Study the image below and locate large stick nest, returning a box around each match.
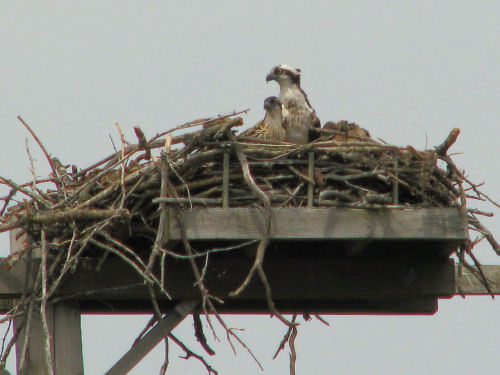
[0,112,499,372]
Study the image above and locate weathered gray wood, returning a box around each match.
[15,308,47,375]
[14,302,83,375]
[166,208,468,241]
[455,265,500,294]
[0,257,455,314]
[105,300,198,375]
[10,231,83,375]
[53,302,83,375]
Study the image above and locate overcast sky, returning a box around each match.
[1,1,499,374]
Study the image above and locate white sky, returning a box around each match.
[1,1,499,374]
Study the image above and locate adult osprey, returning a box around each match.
[266,64,321,144]
[241,96,286,141]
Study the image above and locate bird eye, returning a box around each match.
[274,67,282,74]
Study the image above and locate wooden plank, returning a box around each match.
[105,300,198,375]
[78,298,439,314]
[15,308,46,375]
[0,257,455,314]
[10,228,83,375]
[167,208,468,241]
[14,302,83,375]
[455,265,500,295]
[53,302,83,375]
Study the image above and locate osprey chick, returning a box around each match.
[322,120,371,141]
[266,64,320,144]
[241,96,286,141]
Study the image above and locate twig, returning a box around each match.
[148,108,250,144]
[169,333,218,375]
[467,250,494,298]
[228,207,270,297]
[289,317,298,375]
[314,314,330,326]
[40,230,55,375]
[0,176,51,209]
[193,313,216,355]
[17,116,62,192]
[115,122,128,208]
[148,135,172,270]
[89,238,172,299]
[273,314,298,375]
[133,125,151,160]
[178,213,263,370]
[435,128,460,156]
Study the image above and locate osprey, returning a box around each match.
[322,120,371,141]
[241,96,286,141]
[266,64,321,144]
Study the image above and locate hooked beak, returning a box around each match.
[266,72,276,83]
[263,101,271,111]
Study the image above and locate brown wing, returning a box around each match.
[240,119,285,141]
[308,113,321,141]
[322,121,371,141]
[241,119,264,137]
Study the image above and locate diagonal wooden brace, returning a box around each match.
[104,299,199,375]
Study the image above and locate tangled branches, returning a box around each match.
[0,113,499,373]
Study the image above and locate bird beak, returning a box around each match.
[263,101,271,111]
[266,72,276,83]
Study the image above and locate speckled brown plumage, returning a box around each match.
[240,96,286,141]
[322,120,372,141]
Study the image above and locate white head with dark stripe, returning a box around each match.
[266,64,302,87]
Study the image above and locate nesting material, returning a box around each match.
[0,113,499,370]
[1,117,497,256]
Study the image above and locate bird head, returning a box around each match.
[266,64,301,86]
[263,96,282,112]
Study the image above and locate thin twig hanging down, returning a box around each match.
[273,314,299,375]
[177,212,264,371]
[40,230,55,375]
[148,135,172,270]
[169,333,217,375]
[193,313,215,355]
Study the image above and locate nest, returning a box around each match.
[1,112,499,372]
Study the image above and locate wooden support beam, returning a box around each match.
[166,208,467,241]
[14,302,83,375]
[0,257,455,314]
[455,265,500,295]
[104,300,198,375]
[10,230,84,375]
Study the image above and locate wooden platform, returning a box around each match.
[2,206,497,375]
[168,207,467,241]
[3,207,472,314]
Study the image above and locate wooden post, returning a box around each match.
[10,231,84,375]
[14,302,83,375]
